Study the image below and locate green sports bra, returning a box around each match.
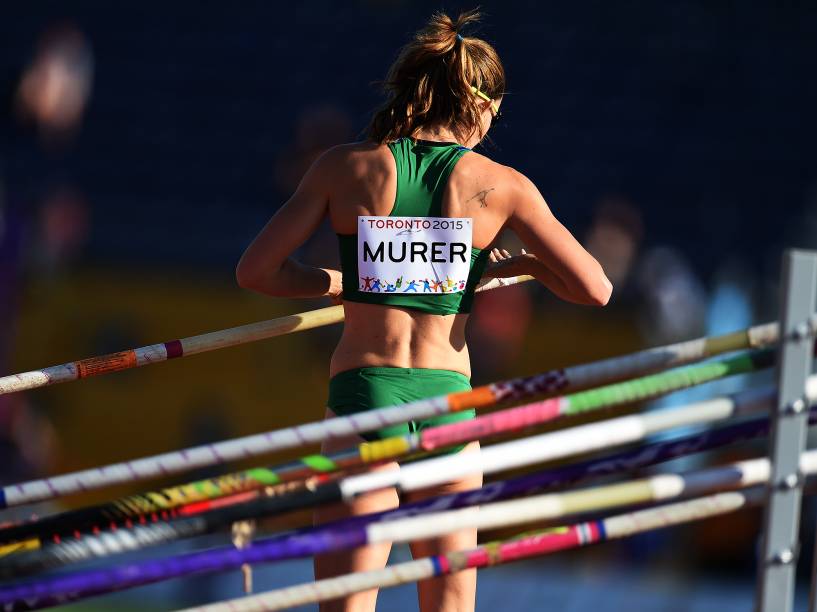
[337,138,490,315]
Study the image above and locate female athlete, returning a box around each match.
[237,9,612,612]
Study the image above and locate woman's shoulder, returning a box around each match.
[320,140,391,161]
[452,152,541,212]
[314,140,393,175]
[457,149,525,185]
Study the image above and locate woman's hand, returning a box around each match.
[324,268,344,305]
[485,248,536,279]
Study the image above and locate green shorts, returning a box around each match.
[327,367,477,454]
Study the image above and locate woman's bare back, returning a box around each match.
[325,141,516,377]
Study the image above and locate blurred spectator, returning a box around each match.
[467,231,533,379]
[468,283,532,379]
[5,395,58,481]
[14,23,93,148]
[31,184,90,276]
[585,195,644,294]
[707,258,754,339]
[274,103,354,197]
[644,257,756,443]
[635,246,707,344]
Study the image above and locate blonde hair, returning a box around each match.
[367,9,505,144]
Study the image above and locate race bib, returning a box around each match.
[357,216,472,294]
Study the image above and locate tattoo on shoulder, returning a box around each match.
[466,188,495,208]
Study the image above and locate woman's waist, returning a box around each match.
[332,303,470,375]
[330,334,470,378]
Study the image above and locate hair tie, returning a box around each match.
[456,33,464,42]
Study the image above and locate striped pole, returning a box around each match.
[4,408,807,576]
[181,491,757,612]
[0,348,773,532]
[4,446,814,611]
[0,276,532,396]
[0,345,777,511]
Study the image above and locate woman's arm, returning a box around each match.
[506,170,612,306]
[236,149,343,300]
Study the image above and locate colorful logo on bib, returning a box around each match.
[359,276,467,293]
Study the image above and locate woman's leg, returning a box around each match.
[403,441,482,612]
[313,408,400,612]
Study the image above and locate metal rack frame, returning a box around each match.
[756,249,817,612]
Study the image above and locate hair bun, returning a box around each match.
[366,9,505,144]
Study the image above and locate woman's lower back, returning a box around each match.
[329,302,471,378]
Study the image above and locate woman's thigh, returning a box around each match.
[403,441,482,612]
[312,408,400,612]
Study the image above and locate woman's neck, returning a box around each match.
[413,125,483,149]
[413,125,461,145]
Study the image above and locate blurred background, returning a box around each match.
[1,1,816,609]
